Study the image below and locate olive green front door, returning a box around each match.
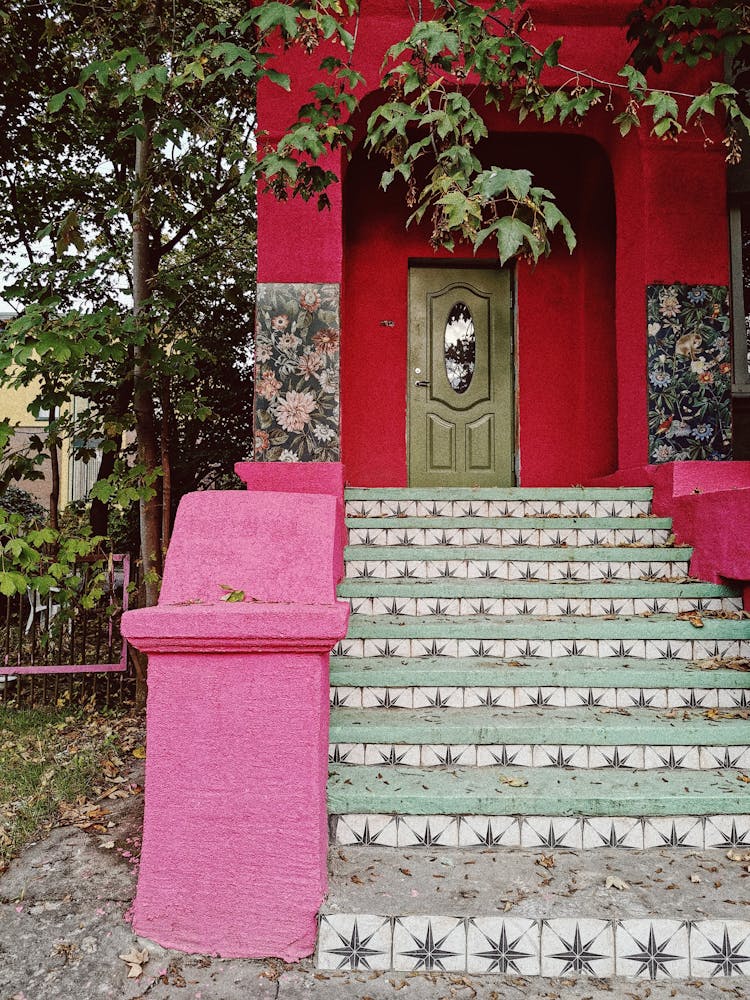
[408,266,514,487]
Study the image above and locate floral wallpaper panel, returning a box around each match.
[254,283,340,462]
[647,284,732,463]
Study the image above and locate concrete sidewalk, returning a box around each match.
[0,787,746,999]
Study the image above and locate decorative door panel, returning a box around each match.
[408,267,513,486]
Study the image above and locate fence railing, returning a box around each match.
[0,553,135,709]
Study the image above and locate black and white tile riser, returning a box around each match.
[331,685,750,709]
[345,500,653,518]
[348,595,743,615]
[331,814,750,850]
[345,559,690,581]
[332,638,750,659]
[347,526,673,546]
[318,914,750,979]
[329,742,750,769]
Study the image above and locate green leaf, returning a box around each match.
[219,583,245,602]
[264,68,291,90]
[494,216,531,265]
[0,571,26,596]
[478,167,532,201]
[47,90,68,114]
[254,2,300,37]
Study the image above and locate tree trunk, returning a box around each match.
[133,124,162,607]
[90,375,133,537]
[160,375,173,554]
[48,411,60,531]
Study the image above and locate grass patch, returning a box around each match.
[0,706,143,872]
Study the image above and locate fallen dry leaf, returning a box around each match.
[536,854,555,869]
[605,875,629,891]
[695,656,750,672]
[499,774,528,787]
[119,947,149,979]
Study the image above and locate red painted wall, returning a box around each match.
[256,0,732,485]
[342,132,617,485]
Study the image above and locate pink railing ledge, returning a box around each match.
[121,487,349,960]
[0,553,131,677]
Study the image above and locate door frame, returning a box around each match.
[406,259,518,487]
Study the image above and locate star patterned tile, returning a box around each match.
[328,742,365,765]
[361,687,412,708]
[467,917,540,975]
[643,745,700,770]
[615,920,689,980]
[333,814,398,847]
[318,914,392,971]
[581,817,643,850]
[476,744,533,767]
[589,745,645,769]
[363,744,420,766]
[463,686,515,708]
[540,919,614,978]
[392,916,466,973]
[421,744,477,767]
[704,816,750,849]
[458,815,521,847]
[643,816,704,849]
[397,815,460,847]
[531,744,589,768]
[521,816,581,849]
[691,921,750,978]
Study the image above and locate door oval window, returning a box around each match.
[444,302,475,394]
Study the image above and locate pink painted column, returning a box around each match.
[122,490,349,959]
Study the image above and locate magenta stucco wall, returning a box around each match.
[591,462,750,601]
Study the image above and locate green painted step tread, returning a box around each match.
[345,613,750,639]
[338,580,739,598]
[329,705,750,746]
[345,545,691,561]
[345,488,654,500]
[346,516,672,529]
[329,655,750,690]
[327,765,748,817]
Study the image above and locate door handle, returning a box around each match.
[414,380,431,387]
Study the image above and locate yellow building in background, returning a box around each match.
[0,314,101,510]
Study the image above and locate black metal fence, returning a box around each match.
[0,554,136,709]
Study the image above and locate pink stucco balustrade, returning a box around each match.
[121,489,349,960]
[591,462,750,608]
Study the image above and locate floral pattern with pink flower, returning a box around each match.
[277,331,301,352]
[256,368,281,401]
[254,430,270,454]
[312,326,339,355]
[298,351,324,378]
[300,289,321,312]
[253,283,340,460]
[273,390,317,432]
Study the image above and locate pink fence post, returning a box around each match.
[121,489,349,959]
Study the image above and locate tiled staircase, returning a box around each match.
[318,487,750,983]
